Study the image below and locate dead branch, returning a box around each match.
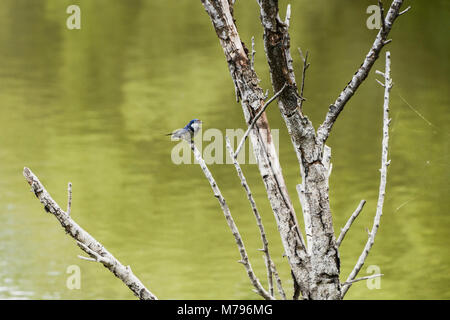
[341,51,393,298]
[189,141,274,300]
[259,0,343,300]
[341,274,384,286]
[225,137,286,299]
[67,182,72,216]
[317,0,405,145]
[23,167,157,300]
[234,83,288,158]
[336,200,366,247]
[201,0,310,298]
[398,6,411,16]
[298,47,310,109]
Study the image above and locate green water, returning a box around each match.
[0,0,448,299]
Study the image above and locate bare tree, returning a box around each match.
[22,1,407,300]
[198,0,405,299]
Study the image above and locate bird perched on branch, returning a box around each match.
[166,119,202,142]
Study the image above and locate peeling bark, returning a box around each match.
[202,0,405,300]
[259,0,340,299]
[201,0,311,297]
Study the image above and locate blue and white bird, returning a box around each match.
[166,119,202,141]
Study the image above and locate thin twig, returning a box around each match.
[336,200,366,247]
[398,5,411,15]
[270,261,286,300]
[23,167,157,300]
[77,241,110,265]
[67,182,72,216]
[189,141,274,300]
[341,51,392,298]
[251,36,256,70]
[261,255,274,297]
[235,83,288,157]
[376,79,385,87]
[297,48,310,110]
[341,274,384,286]
[77,255,97,262]
[285,4,291,27]
[225,137,286,299]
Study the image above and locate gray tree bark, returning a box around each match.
[23,168,157,300]
[201,0,406,299]
[200,0,311,299]
[258,0,341,299]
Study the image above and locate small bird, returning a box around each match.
[166,119,202,141]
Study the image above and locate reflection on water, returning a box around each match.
[0,0,448,299]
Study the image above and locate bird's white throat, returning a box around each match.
[191,122,201,133]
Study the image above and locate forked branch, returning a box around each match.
[317,0,405,145]
[200,1,309,297]
[234,83,288,157]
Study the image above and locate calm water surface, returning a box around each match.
[0,0,448,299]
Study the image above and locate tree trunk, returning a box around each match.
[259,0,341,299]
[200,0,312,298]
